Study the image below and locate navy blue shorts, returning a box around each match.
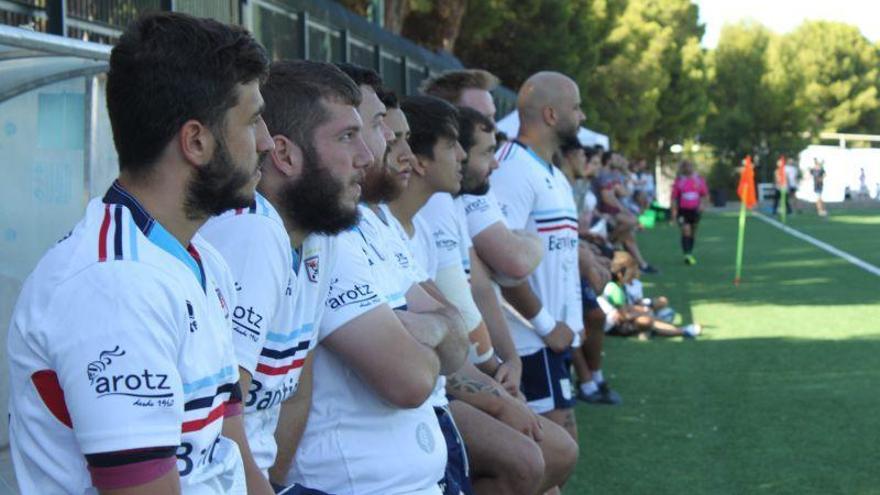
[273,483,332,495]
[677,208,701,225]
[520,347,575,414]
[581,282,601,311]
[435,405,474,495]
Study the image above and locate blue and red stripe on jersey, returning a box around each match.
[181,367,240,433]
[253,324,314,376]
[533,209,578,234]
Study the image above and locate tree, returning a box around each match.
[401,0,468,52]
[456,0,607,90]
[586,0,708,157]
[770,21,880,135]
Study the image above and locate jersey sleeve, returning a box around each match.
[699,177,709,197]
[491,161,536,229]
[461,191,506,238]
[410,215,440,279]
[417,196,466,273]
[199,215,291,376]
[319,230,387,339]
[48,263,184,455]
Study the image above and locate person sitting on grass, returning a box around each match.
[599,252,702,339]
[624,276,676,324]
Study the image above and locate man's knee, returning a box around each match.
[537,415,579,485]
[504,437,545,489]
[634,315,653,329]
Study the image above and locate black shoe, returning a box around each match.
[640,264,660,274]
[577,382,622,405]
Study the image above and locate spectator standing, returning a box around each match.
[810,158,828,216]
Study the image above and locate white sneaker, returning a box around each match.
[682,323,702,338]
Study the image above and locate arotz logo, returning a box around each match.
[326,278,379,310]
[88,346,172,399]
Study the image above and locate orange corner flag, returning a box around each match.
[737,156,757,209]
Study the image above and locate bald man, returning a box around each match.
[492,72,586,447]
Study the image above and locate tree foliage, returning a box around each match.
[332,0,880,183]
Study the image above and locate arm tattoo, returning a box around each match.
[447,374,502,397]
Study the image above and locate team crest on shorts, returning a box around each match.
[304,256,319,283]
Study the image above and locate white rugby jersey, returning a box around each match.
[362,204,430,285]
[8,181,245,494]
[199,194,328,471]
[460,189,507,238]
[417,193,473,276]
[491,140,584,355]
[384,206,439,279]
[288,220,445,495]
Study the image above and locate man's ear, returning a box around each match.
[542,106,557,127]
[270,135,304,178]
[412,155,430,177]
[179,119,215,168]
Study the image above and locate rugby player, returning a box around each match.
[493,72,585,445]
[199,60,372,494]
[8,12,272,494]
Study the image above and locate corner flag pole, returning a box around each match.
[734,200,747,286]
[735,155,757,286]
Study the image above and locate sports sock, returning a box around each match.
[683,236,694,254]
[580,380,599,395]
[592,369,605,385]
[680,235,688,253]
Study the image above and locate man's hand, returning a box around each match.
[494,393,544,442]
[542,321,574,353]
[493,358,522,396]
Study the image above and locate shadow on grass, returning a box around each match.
[568,334,880,495]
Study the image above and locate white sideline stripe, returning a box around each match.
[754,212,880,277]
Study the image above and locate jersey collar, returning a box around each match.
[103,180,206,291]
[513,139,554,174]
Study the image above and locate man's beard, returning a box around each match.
[459,161,490,196]
[361,160,404,203]
[555,120,579,146]
[185,136,258,220]
[278,143,360,235]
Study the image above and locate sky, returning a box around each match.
[697,0,880,48]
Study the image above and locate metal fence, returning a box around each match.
[0,0,517,113]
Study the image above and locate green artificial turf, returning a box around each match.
[566,210,880,495]
[776,208,880,268]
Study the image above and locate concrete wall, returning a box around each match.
[0,74,116,447]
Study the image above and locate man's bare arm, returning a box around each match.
[472,222,543,282]
[222,405,274,495]
[268,353,314,487]
[323,305,440,408]
[469,252,522,392]
[98,468,180,495]
[501,282,573,353]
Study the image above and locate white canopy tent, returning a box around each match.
[797,145,880,202]
[495,110,611,150]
